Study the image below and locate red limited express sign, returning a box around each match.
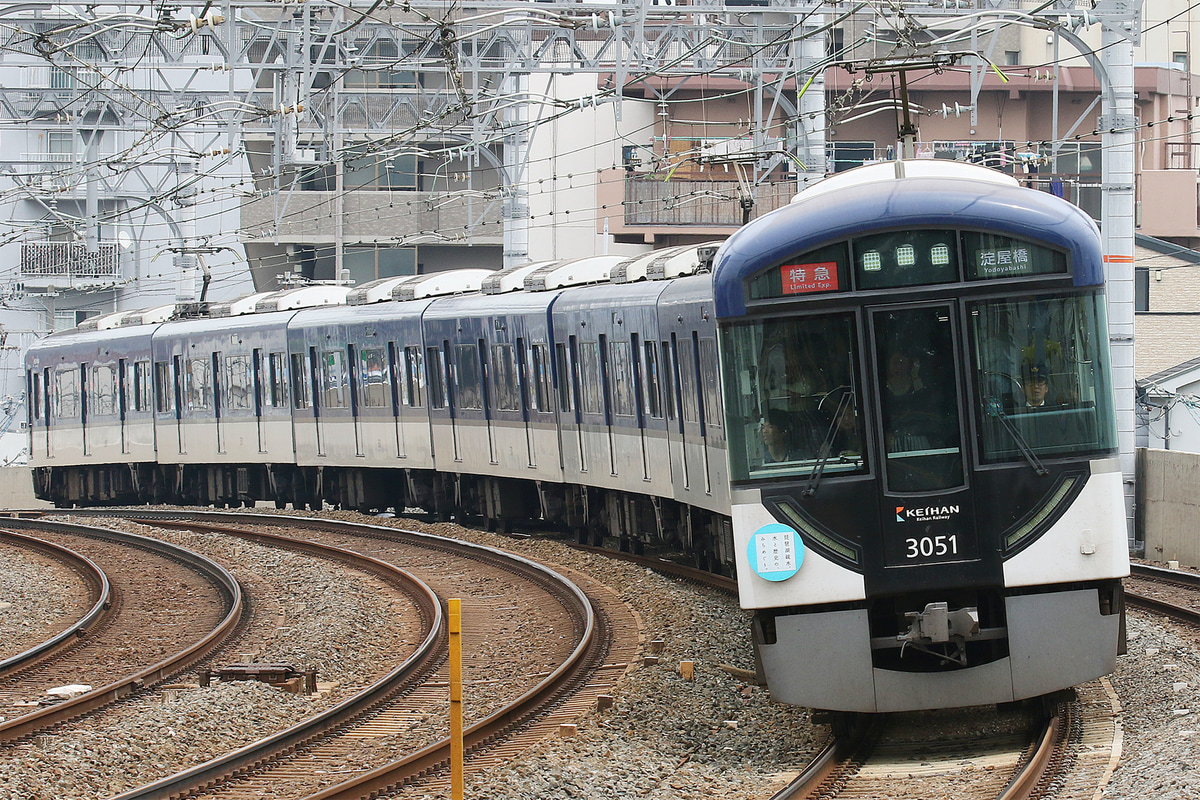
[781,261,839,294]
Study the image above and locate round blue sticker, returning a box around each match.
[747,523,804,581]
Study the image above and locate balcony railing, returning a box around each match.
[20,241,120,280]
[624,177,795,226]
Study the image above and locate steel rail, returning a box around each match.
[108,523,443,800]
[1130,562,1200,587]
[82,511,595,800]
[997,712,1061,800]
[0,517,242,743]
[0,529,111,674]
[1128,563,1200,625]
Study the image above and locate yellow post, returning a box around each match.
[449,598,464,800]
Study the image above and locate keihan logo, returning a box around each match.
[897,504,961,523]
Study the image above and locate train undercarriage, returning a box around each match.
[32,462,735,574]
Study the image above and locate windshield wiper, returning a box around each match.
[804,388,856,497]
[986,400,1048,476]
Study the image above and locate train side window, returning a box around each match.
[677,338,699,424]
[577,341,602,414]
[699,337,721,428]
[291,353,311,409]
[453,343,483,410]
[403,346,424,407]
[54,367,79,419]
[360,347,388,408]
[226,355,253,410]
[555,343,573,413]
[492,344,520,412]
[531,343,553,413]
[91,364,116,417]
[662,341,678,422]
[319,350,348,409]
[154,361,174,413]
[30,371,42,421]
[118,359,128,420]
[609,341,635,417]
[186,358,212,411]
[252,350,265,413]
[643,341,662,419]
[426,346,446,409]
[134,361,152,412]
[267,352,287,408]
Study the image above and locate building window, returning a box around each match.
[344,246,416,285]
[1174,51,1188,70]
[344,148,418,190]
[52,309,98,331]
[1004,51,1021,66]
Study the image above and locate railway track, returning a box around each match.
[774,678,1122,800]
[1127,563,1200,626]
[0,530,111,674]
[771,562,1200,800]
[29,510,643,800]
[0,517,240,743]
[13,509,1180,800]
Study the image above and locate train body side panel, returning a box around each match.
[552,281,674,500]
[152,311,296,466]
[657,275,728,516]
[421,291,563,483]
[26,325,159,469]
[288,300,435,470]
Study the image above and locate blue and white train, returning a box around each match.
[25,160,1128,713]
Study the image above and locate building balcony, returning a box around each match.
[239,189,504,245]
[621,176,795,228]
[19,241,121,291]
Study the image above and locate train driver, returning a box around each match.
[1020,360,1054,409]
[760,408,802,463]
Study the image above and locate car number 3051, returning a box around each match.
[905,535,958,559]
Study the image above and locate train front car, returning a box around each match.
[713,160,1128,713]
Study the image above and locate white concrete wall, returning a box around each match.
[0,466,49,510]
[1140,447,1200,566]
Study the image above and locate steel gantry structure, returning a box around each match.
[0,0,1140,531]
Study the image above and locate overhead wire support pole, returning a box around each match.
[896,69,918,160]
[1095,0,1142,545]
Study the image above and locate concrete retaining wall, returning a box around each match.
[1139,447,1200,567]
[0,466,50,510]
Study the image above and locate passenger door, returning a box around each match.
[866,303,986,595]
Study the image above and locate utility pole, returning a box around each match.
[1097,0,1141,544]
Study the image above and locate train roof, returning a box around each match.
[256,285,351,312]
[611,243,718,283]
[27,319,156,361]
[154,306,298,337]
[712,160,1104,318]
[286,295,435,328]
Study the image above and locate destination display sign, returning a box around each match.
[781,261,839,295]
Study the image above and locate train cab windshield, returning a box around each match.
[721,313,866,482]
[970,292,1117,463]
[722,292,1117,487]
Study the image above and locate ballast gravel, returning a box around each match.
[0,511,1196,800]
[0,539,88,661]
